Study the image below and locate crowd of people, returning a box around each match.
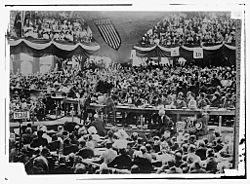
[140,14,236,46]
[9,116,234,174]
[11,11,93,43]
[8,11,237,175]
[10,63,236,121]
[9,57,236,175]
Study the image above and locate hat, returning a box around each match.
[40,126,47,133]
[163,130,171,139]
[189,135,196,140]
[188,145,196,152]
[74,125,80,130]
[133,150,143,158]
[216,137,223,144]
[58,156,66,165]
[88,126,97,134]
[57,125,64,131]
[153,136,160,140]
[93,114,99,119]
[175,152,182,159]
[171,136,177,142]
[198,140,205,147]
[183,133,190,140]
[139,146,147,152]
[214,91,220,97]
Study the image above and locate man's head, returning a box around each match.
[25,127,32,134]
[188,144,196,153]
[74,163,86,174]
[93,114,99,119]
[139,146,147,154]
[158,109,165,117]
[206,148,215,158]
[41,148,50,157]
[105,141,113,149]
[57,125,64,132]
[175,152,182,161]
[37,130,44,138]
[119,148,127,155]
[131,164,140,173]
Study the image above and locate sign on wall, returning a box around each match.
[193,48,203,59]
[14,111,30,120]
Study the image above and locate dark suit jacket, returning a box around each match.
[157,115,175,135]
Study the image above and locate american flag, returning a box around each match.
[95,19,121,50]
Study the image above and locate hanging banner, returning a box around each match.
[160,57,170,65]
[14,111,30,120]
[178,57,186,66]
[193,48,203,59]
[170,47,180,57]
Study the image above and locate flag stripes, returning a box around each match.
[98,25,112,47]
[103,25,117,48]
[95,19,121,50]
[107,24,120,47]
[100,24,116,48]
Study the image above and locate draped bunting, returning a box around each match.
[134,42,236,66]
[201,43,224,51]
[158,45,172,52]
[224,43,236,50]
[9,39,100,51]
[134,42,236,53]
[181,45,200,52]
[133,45,157,52]
[9,38,100,58]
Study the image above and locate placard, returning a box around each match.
[171,47,180,57]
[13,111,30,120]
[193,48,203,59]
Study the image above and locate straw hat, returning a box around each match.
[88,126,97,134]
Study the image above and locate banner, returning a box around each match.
[131,50,147,66]
[14,111,30,120]
[193,48,203,59]
[170,47,180,57]
[160,57,170,65]
[178,57,186,66]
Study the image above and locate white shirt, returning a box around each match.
[112,139,128,149]
[101,149,117,164]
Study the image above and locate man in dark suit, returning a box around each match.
[157,109,175,137]
[30,130,48,148]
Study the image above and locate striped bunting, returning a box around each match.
[95,19,121,50]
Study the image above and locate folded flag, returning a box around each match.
[95,19,121,50]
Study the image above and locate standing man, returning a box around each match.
[103,91,115,124]
[157,109,175,137]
